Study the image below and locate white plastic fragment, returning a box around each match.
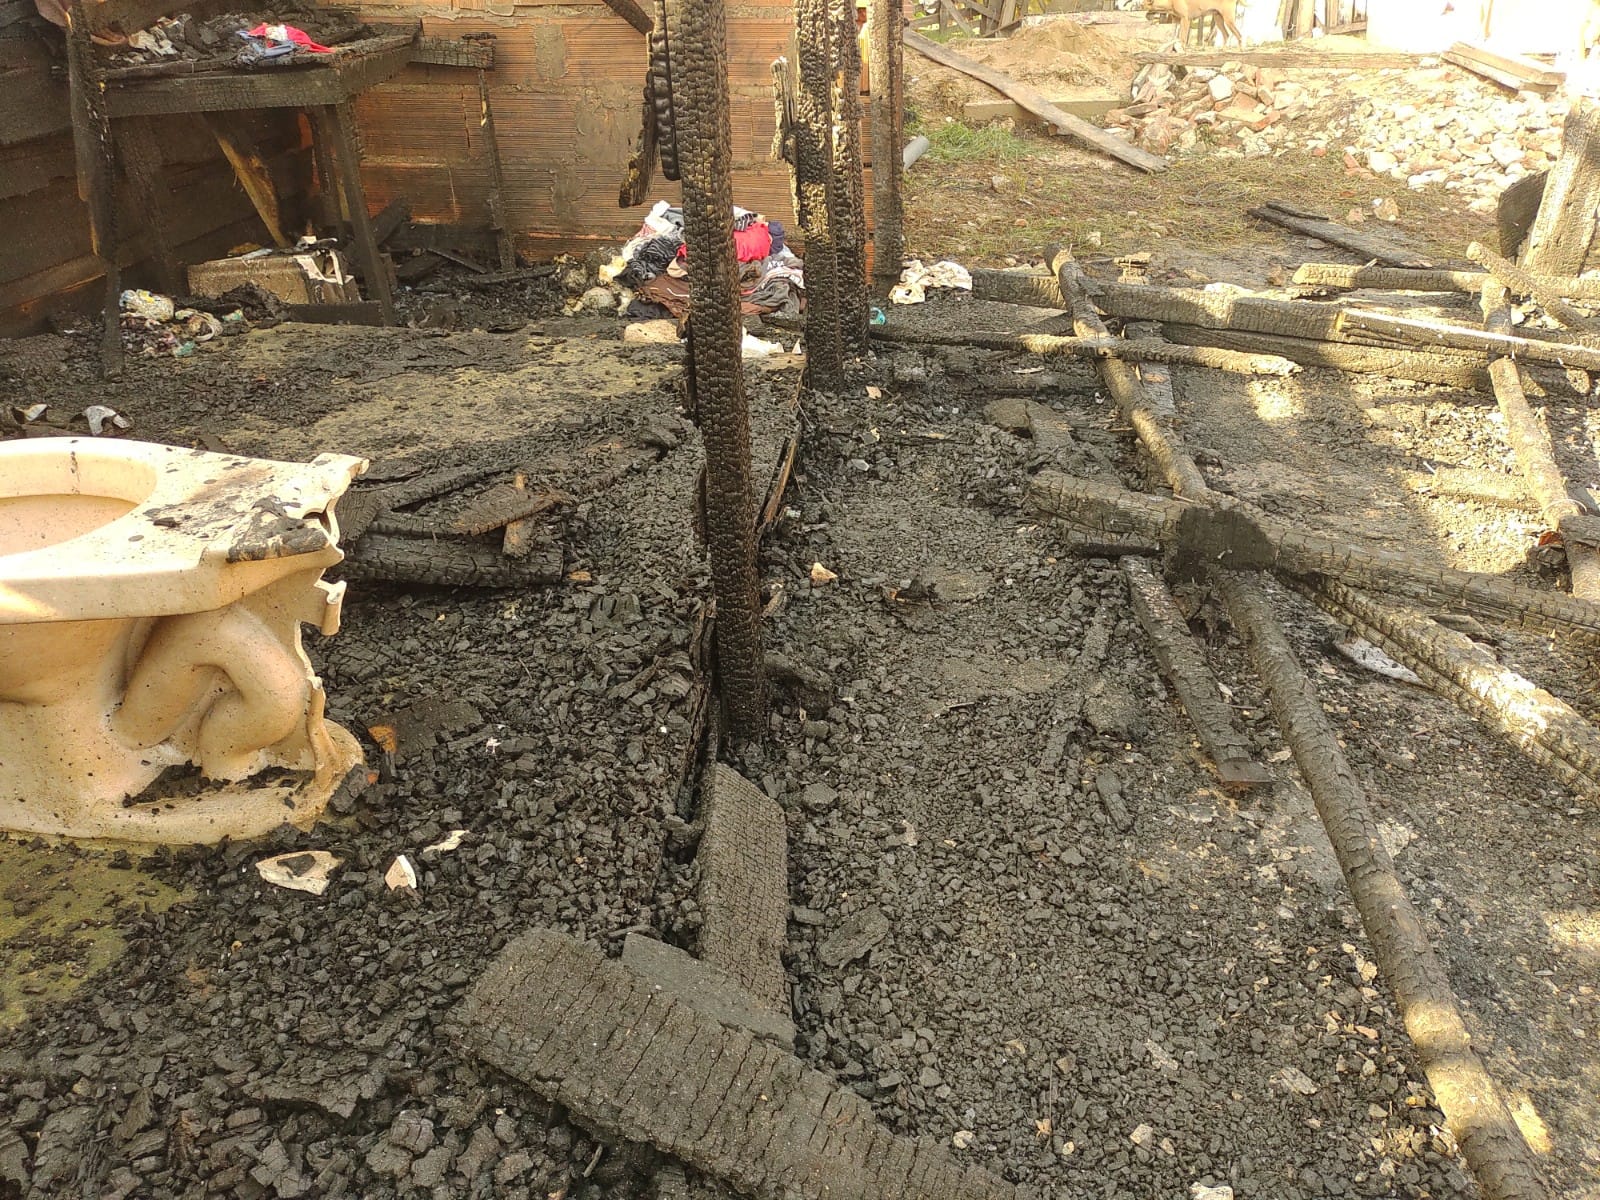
[1333,636,1423,686]
[255,850,342,896]
[422,830,468,855]
[951,1130,975,1150]
[84,405,131,436]
[740,331,783,358]
[385,854,419,891]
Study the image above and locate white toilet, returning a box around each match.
[0,437,368,843]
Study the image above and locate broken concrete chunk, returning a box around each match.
[622,933,795,1050]
[818,904,891,968]
[255,851,341,897]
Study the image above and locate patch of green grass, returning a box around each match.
[917,119,1031,164]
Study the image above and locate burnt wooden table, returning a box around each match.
[65,12,416,372]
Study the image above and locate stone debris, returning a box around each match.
[817,903,892,968]
[1107,59,1569,213]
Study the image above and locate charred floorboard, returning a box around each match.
[453,931,1017,1200]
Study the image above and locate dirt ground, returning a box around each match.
[3,20,1600,1200]
[900,14,1499,269]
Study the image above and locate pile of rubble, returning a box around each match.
[1105,62,1318,155]
[1329,84,1565,213]
[1106,60,1570,213]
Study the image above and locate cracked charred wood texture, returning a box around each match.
[794,0,843,389]
[969,267,1068,308]
[1218,574,1548,1200]
[1028,471,1600,639]
[670,0,767,741]
[1479,283,1600,600]
[867,324,1299,375]
[1523,102,1600,277]
[340,531,562,588]
[697,764,789,1011]
[1053,248,1548,1200]
[1467,241,1595,329]
[1297,577,1600,800]
[868,0,904,287]
[829,0,869,352]
[455,931,1017,1200]
[1121,557,1270,789]
[1289,263,1491,294]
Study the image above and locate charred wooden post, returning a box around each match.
[477,70,517,271]
[1218,574,1549,1200]
[64,1,122,378]
[668,0,768,741]
[829,0,869,353]
[794,0,844,389]
[1523,101,1600,277]
[867,0,904,289]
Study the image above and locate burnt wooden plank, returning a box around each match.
[449,483,568,535]
[697,765,790,1013]
[410,34,495,69]
[0,64,70,145]
[282,301,385,325]
[453,931,1017,1200]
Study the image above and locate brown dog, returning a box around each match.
[1147,0,1244,49]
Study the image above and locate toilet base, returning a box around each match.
[0,724,366,845]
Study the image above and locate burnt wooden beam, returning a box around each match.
[1249,200,1434,268]
[1289,263,1489,294]
[1028,471,1600,639]
[1218,572,1549,1200]
[905,30,1165,173]
[1121,555,1273,790]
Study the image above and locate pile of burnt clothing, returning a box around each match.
[77,8,367,69]
[118,289,243,358]
[601,201,805,322]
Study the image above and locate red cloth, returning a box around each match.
[673,222,774,265]
[246,23,333,52]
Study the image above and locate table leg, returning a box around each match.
[318,102,395,325]
[121,116,185,295]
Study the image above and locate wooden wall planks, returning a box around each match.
[344,0,873,251]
